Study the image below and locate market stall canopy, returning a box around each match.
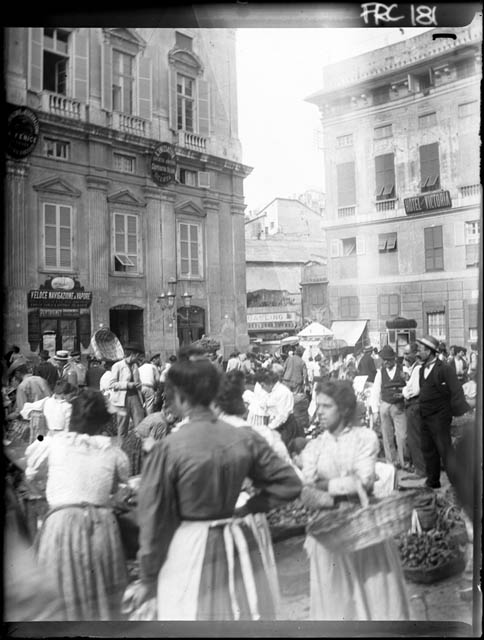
[330,320,369,348]
[297,322,333,339]
[280,336,300,346]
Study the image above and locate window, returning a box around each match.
[374,124,392,139]
[112,49,134,114]
[113,153,136,173]
[43,203,72,269]
[336,162,356,207]
[468,303,478,341]
[427,311,446,340]
[378,232,397,252]
[375,153,395,200]
[340,296,359,318]
[373,86,390,105]
[458,101,479,118]
[175,31,193,50]
[178,168,197,186]
[336,134,353,148]
[379,294,400,317]
[342,237,356,256]
[455,58,476,80]
[418,112,437,128]
[43,28,70,94]
[177,73,195,132]
[113,213,138,273]
[419,143,440,192]
[178,222,203,278]
[465,221,480,268]
[414,70,432,91]
[44,138,69,160]
[424,226,444,271]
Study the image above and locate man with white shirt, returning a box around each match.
[370,344,409,470]
[417,335,469,489]
[401,343,425,477]
[259,368,301,449]
[138,354,161,414]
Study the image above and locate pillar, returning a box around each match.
[86,175,110,332]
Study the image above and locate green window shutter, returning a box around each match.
[168,67,177,130]
[198,79,210,136]
[101,38,112,111]
[28,28,43,92]
[138,55,152,120]
[72,29,89,102]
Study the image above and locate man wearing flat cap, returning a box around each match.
[109,343,145,447]
[416,335,469,489]
[370,344,409,470]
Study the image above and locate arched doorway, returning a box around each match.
[110,305,144,350]
[177,305,205,347]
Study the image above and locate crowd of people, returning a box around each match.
[2,334,479,623]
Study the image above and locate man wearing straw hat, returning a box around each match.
[416,335,469,489]
[109,343,145,447]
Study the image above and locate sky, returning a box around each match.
[236,27,433,214]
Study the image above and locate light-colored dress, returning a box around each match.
[301,425,410,621]
[25,432,129,620]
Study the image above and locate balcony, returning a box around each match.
[337,206,356,218]
[459,184,481,199]
[177,130,207,152]
[112,112,149,137]
[376,198,397,212]
[41,92,85,120]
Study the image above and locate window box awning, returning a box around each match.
[329,320,369,347]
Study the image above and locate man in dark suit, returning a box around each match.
[33,350,58,392]
[417,335,469,489]
[357,345,377,383]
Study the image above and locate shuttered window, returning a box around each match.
[375,153,395,200]
[337,162,356,207]
[178,222,203,278]
[419,143,440,192]
[427,311,446,340]
[340,297,359,318]
[44,203,72,270]
[373,86,390,105]
[379,294,400,317]
[112,49,134,114]
[177,73,194,132]
[424,225,444,271]
[465,220,480,268]
[113,213,139,273]
[378,232,397,252]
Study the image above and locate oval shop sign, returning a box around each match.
[7,106,40,159]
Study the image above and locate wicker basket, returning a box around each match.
[403,552,466,584]
[306,480,420,553]
[90,328,124,361]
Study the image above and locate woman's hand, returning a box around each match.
[122,579,156,614]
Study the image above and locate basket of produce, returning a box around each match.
[396,528,466,584]
[267,498,319,542]
[306,478,419,553]
[90,328,124,362]
[435,503,469,547]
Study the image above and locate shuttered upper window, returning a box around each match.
[112,49,134,114]
[375,153,395,200]
[113,213,139,273]
[337,162,356,207]
[44,203,72,270]
[178,222,203,279]
[419,143,440,192]
[424,225,444,271]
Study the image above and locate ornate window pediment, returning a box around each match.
[175,199,206,218]
[108,189,145,207]
[33,177,81,197]
[103,28,146,52]
[168,48,204,75]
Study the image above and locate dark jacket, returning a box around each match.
[381,365,406,404]
[32,360,59,391]
[357,352,377,383]
[419,359,469,418]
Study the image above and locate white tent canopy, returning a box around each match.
[297,322,333,339]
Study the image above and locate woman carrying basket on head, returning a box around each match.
[301,379,410,621]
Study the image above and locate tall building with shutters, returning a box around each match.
[306,20,481,355]
[4,27,251,358]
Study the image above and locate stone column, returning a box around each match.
[4,160,29,352]
[203,194,222,345]
[231,198,250,353]
[143,185,164,355]
[217,196,236,356]
[159,189,177,357]
[86,175,110,331]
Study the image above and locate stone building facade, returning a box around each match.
[4,27,251,358]
[306,20,481,355]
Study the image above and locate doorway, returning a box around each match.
[109,306,144,350]
[40,317,80,354]
[177,305,205,347]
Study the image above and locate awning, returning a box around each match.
[330,320,368,347]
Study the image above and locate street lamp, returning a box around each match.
[157,278,192,353]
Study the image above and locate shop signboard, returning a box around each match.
[27,277,92,309]
[151,142,177,185]
[247,311,297,331]
[7,105,40,159]
[404,190,452,215]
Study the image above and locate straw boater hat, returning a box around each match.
[416,335,440,352]
[54,350,70,362]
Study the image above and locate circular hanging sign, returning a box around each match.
[7,106,40,159]
[151,142,177,186]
